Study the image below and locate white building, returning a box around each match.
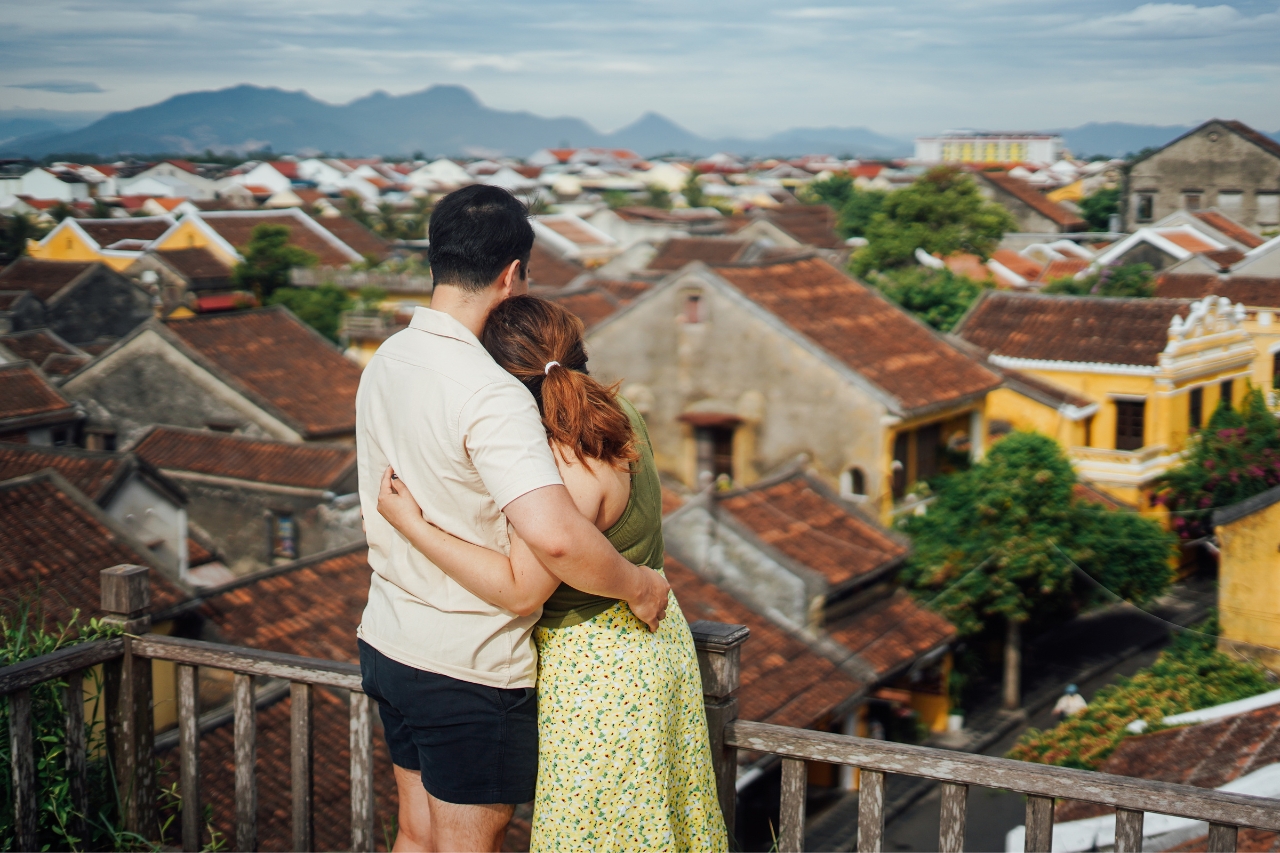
[915,133,1064,164]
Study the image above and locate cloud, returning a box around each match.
[8,80,105,94]
[1071,3,1260,38]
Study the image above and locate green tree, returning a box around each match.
[1042,262,1154,298]
[803,174,853,208]
[869,267,987,332]
[267,284,352,342]
[851,166,1016,277]
[681,170,705,209]
[0,213,48,265]
[900,432,1174,708]
[602,190,632,209]
[1155,385,1280,539]
[231,224,319,303]
[1080,187,1119,231]
[801,175,885,238]
[644,185,672,210]
[48,202,75,223]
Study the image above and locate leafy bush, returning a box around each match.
[268,284,353,343]
[801,175,886,238]
[1080,187,1119,231]
[1042,262,1154,298]
[1007,615,1270,769]
[231,224,319,303]
[868,267,987,332]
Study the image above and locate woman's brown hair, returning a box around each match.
[481,295,638,468]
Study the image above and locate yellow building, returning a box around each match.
[1214,486,1280,672]
[956,292,1256,508]
[27,216,177,271]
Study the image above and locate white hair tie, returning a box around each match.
[544,361,560,375]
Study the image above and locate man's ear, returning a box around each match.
[497,259,522,297]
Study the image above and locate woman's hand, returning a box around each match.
[378,468,425,534]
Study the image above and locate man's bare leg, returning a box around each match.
[392,765,434,852]
[427,793,513,853]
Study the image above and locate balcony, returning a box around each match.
[4,568,1279,852]
[340,310,407,344]
[1068,443,1181,489]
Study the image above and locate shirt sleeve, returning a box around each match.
[460,379,563,510]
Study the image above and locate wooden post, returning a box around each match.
[291,682,314,853]
[349,691,375,852]
[1207,823,1239,853]
[938,782,968,853]
[63,670,88,842]
[177,664,200,852]
[9,688,37,853]
[690,620,750,842]
[1003,618,1022,711]
[101,565,155,840]
[1024,795,1054,853]
[858,769,885,852]
[234,673,257,852]
[778,758,806,852]
[1114,808,1144,853]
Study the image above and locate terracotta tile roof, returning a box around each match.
[990,249,1043,282]
[760,205,844,249]
[615,207,725,225]
[0,444,131,501]
[595,278,652,304]
[826,589,955,678]
[540,218,608,246]
[666,554,863,729]
[528,241,584,288]
[717,471,906,589]
[979,173,1087,230]
[197,211,386,267]
[543,288,623,330]
[0,362,78,426]
[156,247,233,288]
[0,292,25,311]
[1203,248,1248,270]
[0,329,78,365]
[941,252,992,282]
[164,307,361,439]
[1157,274,1280,308]
[648,237,751,272]
[312,213,391,262]
[0,258,94,302]
[1222,120,1280,160]
[39,353,91,376]
[1193,211,1265,249]
[265,160,299,180]
[77,218,171,248]
[133,426,356,490]
[0,471,187,626]
[187,535,215,567]
[1037,258,1090,283]
[955,291,1189,367]
[1160,229,1220,253]
[714,257,1001,413]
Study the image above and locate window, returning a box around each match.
[1258,194,1280,226]
[916,424,942,482]
[270,512,298,561]
[1083,415,1094,448]
[841,467,867,499]
[1115,400,1145,451]
[1218,191,1243,217]
[891,432,910,499]
[1189,387,1203,431]
[1183,192,1202,211]
[682,291,705,324]
[1136,193,1155,222]
[50,427,70,447]
[694,426,734,485]
[85,431,117,452]
[1274,352,1280,390]
[1221,379,1234,410]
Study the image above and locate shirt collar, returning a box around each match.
[409,306,483,349]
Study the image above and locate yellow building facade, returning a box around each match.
[27,216,178,272]
[1214,486,1280,672]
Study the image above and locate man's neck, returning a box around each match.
[430,284,499,338]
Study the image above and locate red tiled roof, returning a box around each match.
[595,278,652,304]
[979,173,1087,230]
[989,249,1043,282]
[826,589,956,678]
[0,292,26,311]
[666,555,864,729]
[714,257,1001,413]
[1193,211,1265,249]
[528,241,584,288]
[955,291,1189,367]
[0,329,78,366]
[0,472,187,626]
[1037,258,1090,283]
[1158,274,1280,308]
[543,288,623,330]
[717,471,907,588]
[761,205,844,250]
[133,426,356,490]
[615,207,724,225]
[163,159,199,175]
[197,211,388,267]
[0,444,130,501]
[1203,248,1248,270]
[163,307,362,439]
[155,247,234,288]
[187,535,216,567]
[76,218,171,248]
[38,353,91,377]
[1161,230,1219,253]
[648,238,751,272]
[266,160,299,180]
[0,362,78,426]
[1222,120,1280,161]
[941,252,993,282]
[540,218,609,246]
[0,257,94,302]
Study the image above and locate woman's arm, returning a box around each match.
[377,468,559,616]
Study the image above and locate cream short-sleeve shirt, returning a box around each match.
[355,307,562,688]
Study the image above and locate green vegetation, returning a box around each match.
[0,214,49,265]
[851,166,1016,277]
[602,190,632,209]
[681,170,705,209]
[900,432,1176,705]
[1156,385,1280,540]
[868,267,988,332]
[268,284,353,342]
[1042,262,1154,298]
[1008,615,1270,769]
[644,185,672,210]
[802,174,887,238]
[1079,187,1120,231]
[231,224,319,303]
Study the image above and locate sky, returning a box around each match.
[3,0,1280,137]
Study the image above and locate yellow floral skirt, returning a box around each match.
[529,592,728,853]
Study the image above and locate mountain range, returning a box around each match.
[3,84,1277,161]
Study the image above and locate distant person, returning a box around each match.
[1053,684,1088,719]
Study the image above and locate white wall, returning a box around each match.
[106,477,189,577]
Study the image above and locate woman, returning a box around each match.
[376,295,727,853]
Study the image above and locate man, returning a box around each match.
[356,185,671,852]
[1053,684,1088,719]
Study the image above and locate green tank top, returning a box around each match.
[537,396,665,630]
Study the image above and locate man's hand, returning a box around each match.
[627,567,670,632]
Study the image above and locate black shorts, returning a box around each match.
[358,639,538,805]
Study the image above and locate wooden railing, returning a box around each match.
[5,568,1280,852]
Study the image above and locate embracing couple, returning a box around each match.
[355,186,728,852]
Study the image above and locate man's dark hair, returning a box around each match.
[428,185,534,292]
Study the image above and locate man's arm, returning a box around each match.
[503,484,670,630]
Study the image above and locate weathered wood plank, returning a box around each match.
[234,673,257,853]
[1207,822,1239,853]
[938,781,967,853]
[778,758,806,852]
[0,637,123,695]
[1114,808,1144,853]
[133,634,362,691]
[725,720,1280,831]
[859,769,885,853]
[350,691,375,852]
[106,636,155,839]
[704,695,739,835]
[63,669,88,842]
[1024,795,1054,853]
[178,664,200,852]
[290,682,314,853]
[689,621,749,699]
[9,688,37,853]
